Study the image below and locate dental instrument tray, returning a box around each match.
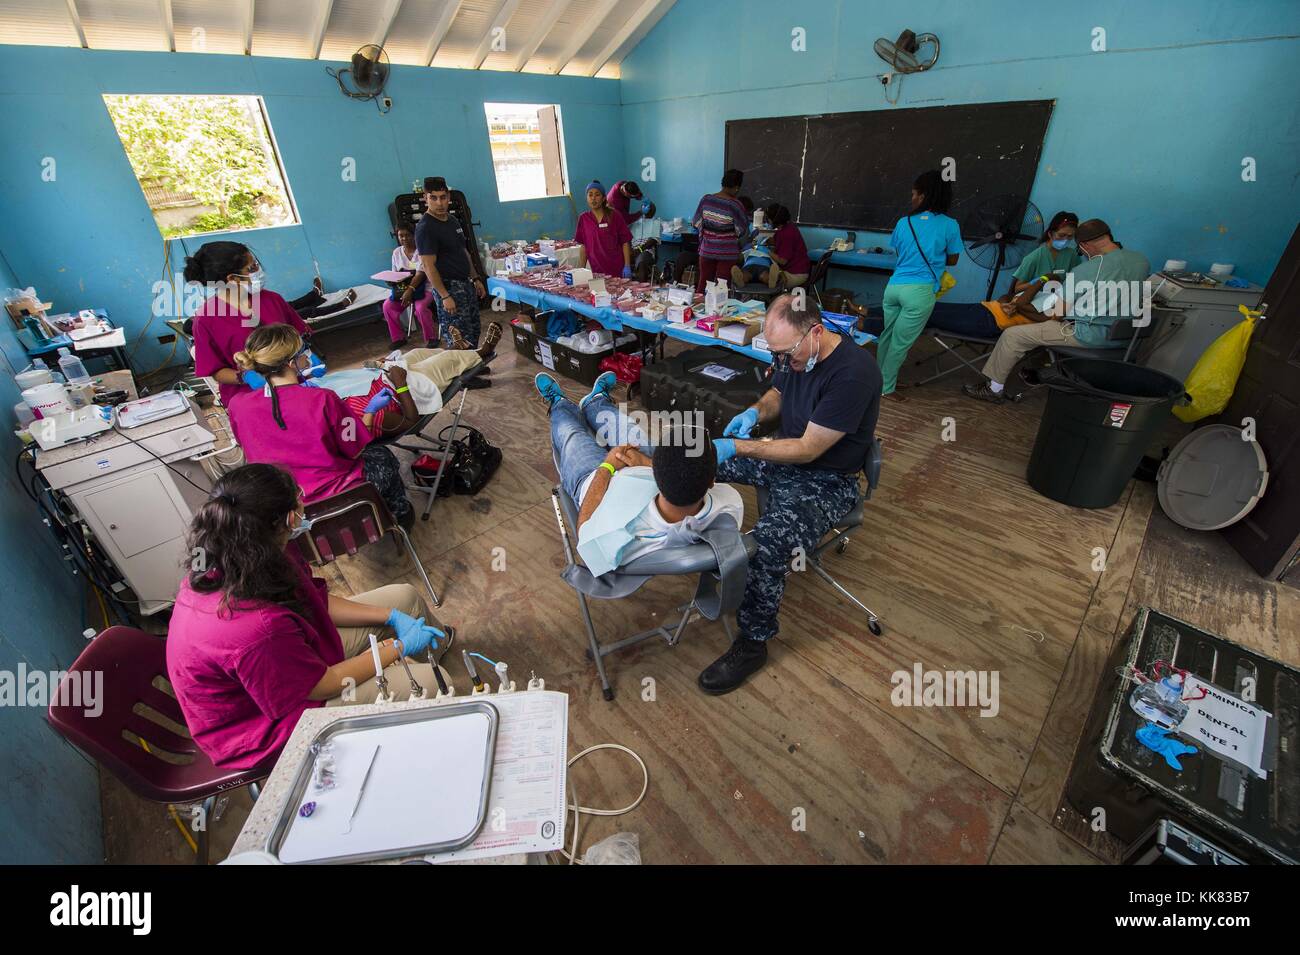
[266,700,499,864]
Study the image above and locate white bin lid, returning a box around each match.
[1156,424,1268,531]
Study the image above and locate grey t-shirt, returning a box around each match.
[1065,248,1151,346]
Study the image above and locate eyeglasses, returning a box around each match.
[769,325,818,372]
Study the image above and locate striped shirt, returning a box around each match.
[692,193,748,260]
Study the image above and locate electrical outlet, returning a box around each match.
[157,333,176,344]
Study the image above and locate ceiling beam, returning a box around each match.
[159,0,175,51]
[550,0,618,75]
[243,0,255,55]
[423,0,465,66]
[372,0,404,48]
[309,0,335,59]
[586,0,672,76]
[469,0,522,70]
[510,0,571,72]
[63,0,88,48]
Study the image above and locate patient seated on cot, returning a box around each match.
[855,283,1049,339]
[536,370,744,577]
[315,321,504,439]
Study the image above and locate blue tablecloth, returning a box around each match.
[488,277,875,363]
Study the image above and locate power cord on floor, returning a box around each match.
[556,742,649,864]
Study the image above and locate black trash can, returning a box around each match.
[1026,358,1185,509]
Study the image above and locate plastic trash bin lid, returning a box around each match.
[1156,424,1269,530]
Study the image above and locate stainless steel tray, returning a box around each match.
[266,700,499,864]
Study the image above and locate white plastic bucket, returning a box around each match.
[15,368,53,391]
[21,382,71,419]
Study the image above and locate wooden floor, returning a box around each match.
[101,314,1300,864]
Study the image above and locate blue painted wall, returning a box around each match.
[0,252,103,863]
[0,45,624,369]
[620,0,1300,304]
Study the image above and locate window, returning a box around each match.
[483,103,568,202]
[103,94,300,239]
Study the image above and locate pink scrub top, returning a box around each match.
[573,208,632,276]
[166,550,345,770]
[191,290,309,406]
[226,382,371,504]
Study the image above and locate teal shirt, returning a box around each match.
[1065,248,1152,347]
[1013,243,1081,283]
[888,212,962,290]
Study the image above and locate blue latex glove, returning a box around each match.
[363,390,394,414]
[713,438,736,464]
[386,609,445,658]
[241,369,266,390]
[723,407,759,438]
[300,350,327,379]
[1135,724,1198,771]
[641,199,652,215]
[621,265,633,278]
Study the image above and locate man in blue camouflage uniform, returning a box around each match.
[416,176,484,348]
[702,293,883,694]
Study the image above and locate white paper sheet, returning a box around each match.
[429,691,569,863]
[1178,676,1271,778]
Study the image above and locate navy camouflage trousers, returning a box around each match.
[715,457,860,641]
[360,444,412,523]
[436,278,482,348]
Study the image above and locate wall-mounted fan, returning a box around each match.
[873,30,940,74]
[328,45,391,111]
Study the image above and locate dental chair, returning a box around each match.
[551,461,757,701]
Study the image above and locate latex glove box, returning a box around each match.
[36,401,216,615]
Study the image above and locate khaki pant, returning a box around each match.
[982,320,1085,385]
[767,268,809,289]
[402,348,481,393]
[326,583,449,705]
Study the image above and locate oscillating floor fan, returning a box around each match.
[961,195,1044,299]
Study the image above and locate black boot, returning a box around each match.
[698,635,768,695]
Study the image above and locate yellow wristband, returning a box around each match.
[395,386,410,394]
[599,462,616,476]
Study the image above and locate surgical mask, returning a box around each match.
[288,514,314,540]
[1051,238,1070,251]
[245,269,266,292]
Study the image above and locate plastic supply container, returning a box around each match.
[21,382,72,418]
[1026,358,1185,508]
[57,347,90,385]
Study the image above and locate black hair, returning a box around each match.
[424,176,449,193]
[912,170,952,215]
[770,204,792,227]
[721,169,744,189]
[622,181,642,199]
[183,240,253,284]
[185,464,303,615]
[1042,210,1079,242]
[738,195,755,215]
[652,429,717,507]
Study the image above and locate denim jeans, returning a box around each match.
[550,393,653,503]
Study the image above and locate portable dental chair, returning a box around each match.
[551,452,757,701]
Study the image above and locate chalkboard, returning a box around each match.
[725,100,1054,236]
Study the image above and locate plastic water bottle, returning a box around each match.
[57,347,90,385]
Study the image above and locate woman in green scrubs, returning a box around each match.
[1011,211,1080,291]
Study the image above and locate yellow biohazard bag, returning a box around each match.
[1173,305,1259,423]
[936,270,957,299]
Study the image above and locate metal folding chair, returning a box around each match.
[757,437,885,635]
[551,474,757,701]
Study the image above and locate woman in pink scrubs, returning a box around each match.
[226,324,417,527]
[573,179,633,278]
[185,241,311,407]
[166,463,450,770]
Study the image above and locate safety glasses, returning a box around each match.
[768,325,816,372]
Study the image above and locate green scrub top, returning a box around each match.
[1064,248,1153,346]
[1013,242,1082,283]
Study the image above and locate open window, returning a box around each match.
[103,94,300,238]
[483,102,568,202]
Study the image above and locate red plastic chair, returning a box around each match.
[292,481,441,608]
[46,626,276,864]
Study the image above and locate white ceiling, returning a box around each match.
[0,0,674,76]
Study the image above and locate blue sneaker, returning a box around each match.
[580,371,618,410]
[534,372,564,407]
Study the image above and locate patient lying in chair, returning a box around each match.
[538,370,743,577]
